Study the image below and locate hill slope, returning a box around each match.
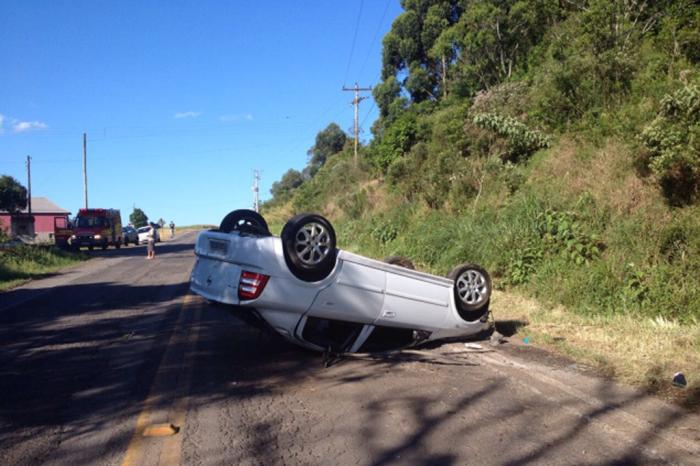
[262,0,700,405]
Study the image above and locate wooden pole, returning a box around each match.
[83,133,88,209]
[342,83,372,166]
[26,155,32,216]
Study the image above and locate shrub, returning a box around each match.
[640,83,700,205]
[338,188,369,219]
[472,113,550,162]
[505,246,543,286]
[368,113,418,172]
[536,209,601,265]
[370,218,398,245]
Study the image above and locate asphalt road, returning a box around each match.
[0,233,698,466]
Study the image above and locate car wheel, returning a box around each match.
[281,213,337,282]
[219,209,271,236]
[447,263,491,320]
[384,255,415,270]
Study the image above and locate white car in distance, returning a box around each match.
[190,210,493,354]
[137,225,160,244]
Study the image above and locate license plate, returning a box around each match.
[209,239,229,255]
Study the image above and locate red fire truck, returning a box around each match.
[54,215,73,249]
[70,208,123,250]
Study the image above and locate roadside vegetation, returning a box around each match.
[263,0,700,405]
[1,176,87,290]
[0,237,87,291]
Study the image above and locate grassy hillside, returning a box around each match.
[263,1,700,405]
[0,245,87,291]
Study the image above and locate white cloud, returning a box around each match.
[12,120,48,133]
[174,111,201,119]
[219,113,253,122]
[0,114,5,134]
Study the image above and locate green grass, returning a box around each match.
[0,245,88,291]
[265,134,700,326]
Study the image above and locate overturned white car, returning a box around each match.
[190,210,493,353]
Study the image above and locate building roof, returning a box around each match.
[0,197,70,215]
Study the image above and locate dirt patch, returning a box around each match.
[490,289,700,411]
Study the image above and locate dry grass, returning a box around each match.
[492,289,700,409]
[531,138,666,216]
[260,204,296,235]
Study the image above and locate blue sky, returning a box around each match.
[0,1,401,226]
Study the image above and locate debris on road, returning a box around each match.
[143,423,180,437]
[490,331,505,346]
[673,372,687,388]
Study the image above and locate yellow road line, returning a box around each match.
[159,304,202,466]
[120,292,200,466]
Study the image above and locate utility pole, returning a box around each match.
[83,133,88,209]
[26,155,32,216]
[342,82,372,166]
[252,170,261,213]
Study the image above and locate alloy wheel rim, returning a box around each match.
[456,269,488,306]
[294,222,331,265]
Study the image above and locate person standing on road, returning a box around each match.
[170,221,175,238]
[146,225,156,259]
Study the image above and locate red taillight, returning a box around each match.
[238,271,270,300]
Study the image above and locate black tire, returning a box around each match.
[219,209,271,236]
[281,213,337,282]
[447,263,492,321]
[384,255,415,270]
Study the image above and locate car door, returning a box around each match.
[377,269,452,329]
[305,255,386,324]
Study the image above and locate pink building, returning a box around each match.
[0,197,71,243]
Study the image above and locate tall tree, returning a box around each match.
[270,169,305,201]
[380,1,459,102]
[452,0,561,90]
[307,123,347,170]
[373,76,403,119]
[0,175,27,214]
[129,207,148,228]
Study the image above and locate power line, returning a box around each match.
[343,0,365,86]
[360,100,376,129]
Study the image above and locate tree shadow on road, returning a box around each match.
[1,277,698,466]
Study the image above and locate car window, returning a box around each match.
[301,317,363,352]
[76,216,105,228]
